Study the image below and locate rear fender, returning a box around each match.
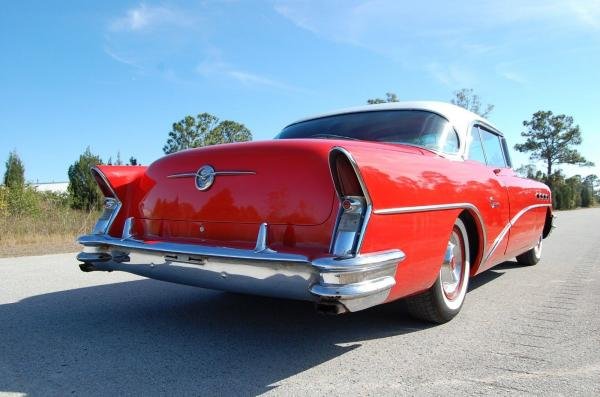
[93,165,149,236]
[338,144,475,301]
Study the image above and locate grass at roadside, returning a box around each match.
[0,208,99,257]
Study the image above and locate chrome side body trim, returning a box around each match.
[373,202,487,256]
[374,202,480,215]
[77,223,406,312]
[372,201,551,268]
[482,203,552,264]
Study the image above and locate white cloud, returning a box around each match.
[274,0,600,50]
[104,4,304,93]
[273,0,600,87]
[426,62,475,87]
[496,63,527,85]
[566,0,600,29]
[103,45,140,68]
[197,59,306,92]
[109,3,193,32]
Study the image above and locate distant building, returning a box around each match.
[32,182,69,193]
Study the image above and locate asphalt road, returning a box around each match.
[1,209,599,396]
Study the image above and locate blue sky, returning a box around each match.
[1,0,599,182]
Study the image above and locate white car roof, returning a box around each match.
[286,101,501,138]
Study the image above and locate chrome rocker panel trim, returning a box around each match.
[77,234,405,313]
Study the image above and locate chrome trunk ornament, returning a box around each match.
[167,165,256,191]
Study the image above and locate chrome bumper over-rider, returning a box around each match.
[77,221,405,313]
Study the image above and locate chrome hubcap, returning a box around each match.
[440,229,464,300]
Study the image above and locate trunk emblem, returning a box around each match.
[195,165,216,191]
[167,165,256,191]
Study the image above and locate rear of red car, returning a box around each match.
[77,140,405,313]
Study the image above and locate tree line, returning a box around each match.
[0,149,140,217]
[516,166,598,210]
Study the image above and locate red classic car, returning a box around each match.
[77,101,553,323]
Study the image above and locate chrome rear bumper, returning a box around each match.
[77,233,405,313]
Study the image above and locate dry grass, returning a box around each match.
[0,208,99,257]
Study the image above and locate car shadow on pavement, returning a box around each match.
[468,268,506,293]
[0,279,430,396]
[492,260,526,270]
[467,260,525,293]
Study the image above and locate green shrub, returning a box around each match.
[4,186,40,216]
[68,147,103,211]
[0,186,8,217]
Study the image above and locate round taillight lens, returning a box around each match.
[342,199,352,211]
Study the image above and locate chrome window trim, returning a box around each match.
[500,136,513,168]
[466,122,511,168]
[465,125,487,164]
[478,126,508,169]
[467,119,504,138]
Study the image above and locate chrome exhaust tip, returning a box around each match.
[315,301,349,315]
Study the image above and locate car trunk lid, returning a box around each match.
[139,140,337,226]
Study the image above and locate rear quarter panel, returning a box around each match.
[96,165,149,236]
[342,143,511,300]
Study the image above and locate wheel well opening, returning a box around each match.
[459,211,482,276]
[542,208,554,238]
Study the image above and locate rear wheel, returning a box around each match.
[516,235,542,266]
[406,218,470,324]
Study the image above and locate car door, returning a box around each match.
[465,125,511,271]
[475,126,547,264]
[500,173,547,258]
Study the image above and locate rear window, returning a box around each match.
[277,110,460,154]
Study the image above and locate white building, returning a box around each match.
[31,182,69,193]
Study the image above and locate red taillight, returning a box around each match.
[334,155,362,196]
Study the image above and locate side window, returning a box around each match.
[467,126,486,164]
[479,128,507,168]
